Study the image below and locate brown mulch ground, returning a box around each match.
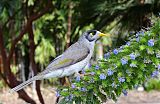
[0,87,57,104]
[0,87,160,104]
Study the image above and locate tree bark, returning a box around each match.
[28,22,44,104]
[0,26,36,104]
[66,2,73,48]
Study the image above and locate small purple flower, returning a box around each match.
[90,78,94,83]
[136,37,140,42]
[119,46,124,52]
[81,69,85,74]
[156,53,160,58]
[143,58,152,63]
[76,76,81,81]
[107,69,114,76]
[118,77,125,83]
[99,73,106,80]
[120,46,124,50]
[90,72,95,75]
[88,63,92,68]
[130,31,134,35]
[66,94,73,101]
[111,83,115,87]
[130,63,137,67]
[65,97,69,101]
[69,94,73,100]
[104,52,110,59]
[126,70,132,76]
[114,64,118,68]
[121,58,128,65]
[126,42,130,46]
[126,70,130,74]
[136,32,140,37]
[122,89,128,96]
[56,91,60,97]
[130,53,136,60]
[148,39,154,47]
[95,65,100,70]
[151,70,159,77]
[71,84,76,89]
[158,64,160,70]
[80,87,87,92]
[140,31,145,36]
[113,49,119,55]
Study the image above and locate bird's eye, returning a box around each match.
[89,31,96,36]
[89,32,94,36]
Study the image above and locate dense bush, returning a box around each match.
[145,78,160,91]
[58,19,160,104]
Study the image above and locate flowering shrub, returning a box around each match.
[58,20,160,104]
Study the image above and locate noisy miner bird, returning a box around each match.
[10,30,109,93]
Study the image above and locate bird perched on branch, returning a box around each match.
[10,30,110,93]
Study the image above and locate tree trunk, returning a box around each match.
[66,2,73,48]
[0,26,36,104]
[28,22,45,104]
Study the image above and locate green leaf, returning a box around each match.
[139,45,146,51]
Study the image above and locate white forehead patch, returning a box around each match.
[95,31,101,36]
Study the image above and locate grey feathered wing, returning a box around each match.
[10,42,89,93]
[42,42,90,74]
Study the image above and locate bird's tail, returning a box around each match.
[9,75,41,93]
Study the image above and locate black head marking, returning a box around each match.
[85,30,97,42]
[86,30,97,35]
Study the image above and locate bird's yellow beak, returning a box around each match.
[98,32,110,37]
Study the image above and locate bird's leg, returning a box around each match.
[59,69,71,86]
[74,71,91,77]
[63,77,71,86]
[74,72,80,77]
[60,77,71,87]
[74,71,85,77]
